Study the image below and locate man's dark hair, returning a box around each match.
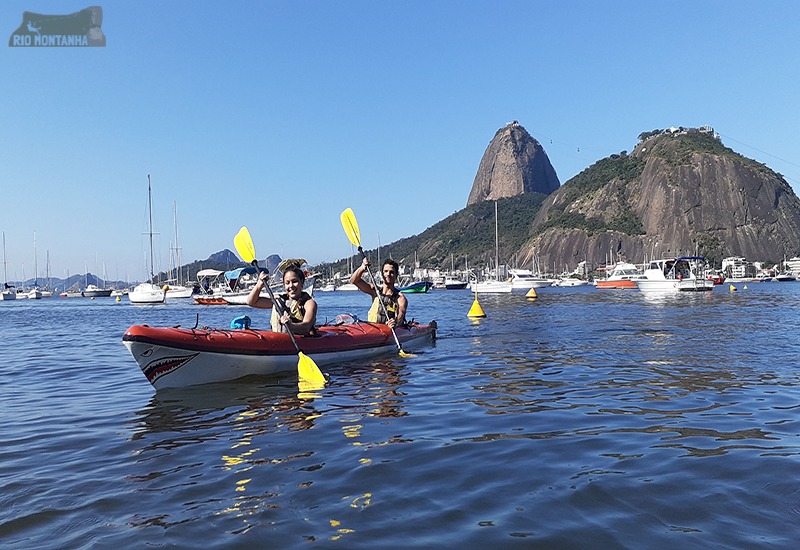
[382,259,399,273]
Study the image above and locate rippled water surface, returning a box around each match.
[3,284,800,548]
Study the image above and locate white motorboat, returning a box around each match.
[335,282,359,291]
[0,284,16,301]
[507,268,555,289]
[772,271,797,282]
[444,277,468,290]
[594,262,646,289]
[165,284,195,299]
[129,282,166,304]
[469,279,513,293]
[635,256,715,293]
[83,284,113,298]
[317,282,337,292]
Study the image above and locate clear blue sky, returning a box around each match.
[2,1,799,282]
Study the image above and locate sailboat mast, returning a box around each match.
[2,231,7,284]
[33,230,38,287]
[147,175,156,282]
[173,200,181,285]
[494,201,499,280]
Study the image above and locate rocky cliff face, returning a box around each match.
[466,121,560,206]
[521,128,800,271]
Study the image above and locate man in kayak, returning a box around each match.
[350,257,408,329]
[247,264,318,335]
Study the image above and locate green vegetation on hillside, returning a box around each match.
[319,193,547,273]
[540,154,645,236]
[694,234,725,267]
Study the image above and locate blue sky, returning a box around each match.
[1,1,799,282]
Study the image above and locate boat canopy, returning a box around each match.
[224,266,258,281]
[675,256,705,262]
[196,269,224,279]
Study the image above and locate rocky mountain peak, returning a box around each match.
[466,121,560,206]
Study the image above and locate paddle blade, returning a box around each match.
[399,349,416,358]
[340,208,361,248]
[297,352,327,385]
[234,226,256,264]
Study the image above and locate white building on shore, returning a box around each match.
[721,257,749,279]
[784,257,800,277]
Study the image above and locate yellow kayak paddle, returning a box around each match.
[340,208,414,358]
[233,226,327,386]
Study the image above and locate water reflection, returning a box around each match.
[125,357,412,537]
[130,376,323,443]
[458,288,800,463]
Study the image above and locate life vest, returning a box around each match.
[368,288,400,324]
[271,291,313,333]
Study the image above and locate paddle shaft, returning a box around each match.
[252,262,304,354]
[356,246,406,353]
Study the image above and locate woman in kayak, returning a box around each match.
[247,265,318,335]
[350,257,408,329]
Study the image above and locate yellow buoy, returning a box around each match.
[743,284,748,290]
[116,296,121,302]
[729,284,737,292]
[163,284,170,291]
[526,287,538,299]
[467,297,486,318]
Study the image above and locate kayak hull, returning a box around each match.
[122,321,436,389]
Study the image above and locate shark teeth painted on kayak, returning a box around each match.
[141,353,198,384]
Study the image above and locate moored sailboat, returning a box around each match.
[165,201,195,299]
[129,175,166,304]
[1,232,16,301]
[469,201,513,293]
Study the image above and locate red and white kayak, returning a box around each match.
[123,320,437,389]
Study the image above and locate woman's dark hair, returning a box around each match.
[283,266,305,284]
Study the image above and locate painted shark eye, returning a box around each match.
[141,348,153,357]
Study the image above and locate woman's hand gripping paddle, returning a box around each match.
[233,226,327,386]
[339,208,414,358]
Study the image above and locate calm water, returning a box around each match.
[2,284,800,548]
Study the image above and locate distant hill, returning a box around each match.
[207,249,241,264]
[152,249,284,285]
[8,249,285,291]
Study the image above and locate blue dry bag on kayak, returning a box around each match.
[230,315,251,329]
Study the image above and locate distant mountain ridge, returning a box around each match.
[8,249,282,291]
[206,249,241,265]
